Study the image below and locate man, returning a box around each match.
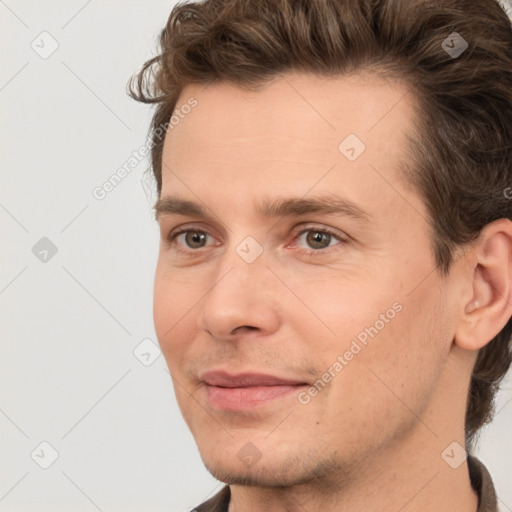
[128,0,512,510]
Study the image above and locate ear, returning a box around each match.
[455,218,512,351]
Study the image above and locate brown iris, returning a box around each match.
[185,231,207,248]
[305,231,331,249]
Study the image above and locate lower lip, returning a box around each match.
[204,384,306,410]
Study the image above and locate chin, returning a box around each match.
[199,448,329,488]
[203,463,304,488]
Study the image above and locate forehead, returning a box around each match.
[164,72,415,163]
[169,72,414,138]
[159,72,423,221]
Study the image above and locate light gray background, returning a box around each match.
[0,1,511,511]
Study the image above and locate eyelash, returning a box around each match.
[165,225,347,256]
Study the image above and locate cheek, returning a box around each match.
[343,286,448,425]
[295,269,447,400]
[152,263,200,366]
[287,271,397,348]
[318,305,445,451]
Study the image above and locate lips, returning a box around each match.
[200,370,308,388]
[199,370,309,410]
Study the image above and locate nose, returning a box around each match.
[199,250,281,340]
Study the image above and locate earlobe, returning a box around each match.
[455,219,512,352]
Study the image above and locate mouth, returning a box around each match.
[204,383,308,410]
[200,370,309,411]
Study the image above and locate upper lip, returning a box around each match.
[200,370,308,388]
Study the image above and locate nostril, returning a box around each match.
[230,325,259,335]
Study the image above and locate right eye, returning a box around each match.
[166,228,218,253]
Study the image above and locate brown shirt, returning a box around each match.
[193,455,497,512]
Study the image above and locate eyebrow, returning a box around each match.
[154,194,372,224]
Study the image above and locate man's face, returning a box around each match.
[153,73,459,486]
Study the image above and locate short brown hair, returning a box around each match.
[128,0,512,449]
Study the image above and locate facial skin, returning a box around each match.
[153,73,512,512]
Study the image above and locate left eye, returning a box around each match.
[295,229,342,250]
